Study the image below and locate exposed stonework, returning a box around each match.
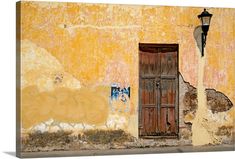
[18,2,235,152]
[179,73,196,145]
[206,89,233,113]
[20,73,234,152]
[179,73,234,145]
[182,79,198,123]
[216,126,233,137]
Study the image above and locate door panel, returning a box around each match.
[161,79,176,106]
[139,50,160,136]
[160,107,167,133]
[142,107,157,135]
[141,78,156,105]
[140,77,158,136]
[168,108,176,133]
[139,44,178,137]
[161,52,177,75]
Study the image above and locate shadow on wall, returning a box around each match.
[193,26,203,54]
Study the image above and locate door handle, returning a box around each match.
[156,82,160,88]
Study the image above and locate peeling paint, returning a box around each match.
[19,1,235,148]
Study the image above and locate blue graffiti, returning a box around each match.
[111,84,130,102]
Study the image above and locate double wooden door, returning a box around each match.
[139,44,178,137]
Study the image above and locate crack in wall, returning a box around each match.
[58,24,141,30]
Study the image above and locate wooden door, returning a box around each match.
[139,44,178,137]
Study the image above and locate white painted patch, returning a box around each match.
[83,124,95,130]
[73,123,85,130]
[49,125,61,132]
[59,122,74,131]
[31,123,47,133]
[27,114,128,134]
[106,114,127,129]
[44,118,54,126]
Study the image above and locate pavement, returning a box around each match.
[19,144,234,158]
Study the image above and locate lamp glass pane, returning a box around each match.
[202,16,211,26]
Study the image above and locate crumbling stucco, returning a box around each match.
[19,1,235,149]
[206,89,233,113]
[179,71,234,146]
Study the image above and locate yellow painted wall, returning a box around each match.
[19,2,235,139]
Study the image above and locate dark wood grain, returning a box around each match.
[139,45,178,137]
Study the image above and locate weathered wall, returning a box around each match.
[179,73,234,145]
[19,1,235,145]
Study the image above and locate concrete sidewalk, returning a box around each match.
[20,144,234,158]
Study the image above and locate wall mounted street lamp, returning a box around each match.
[198,8,213,57]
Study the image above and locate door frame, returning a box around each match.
[138,43,179,139]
